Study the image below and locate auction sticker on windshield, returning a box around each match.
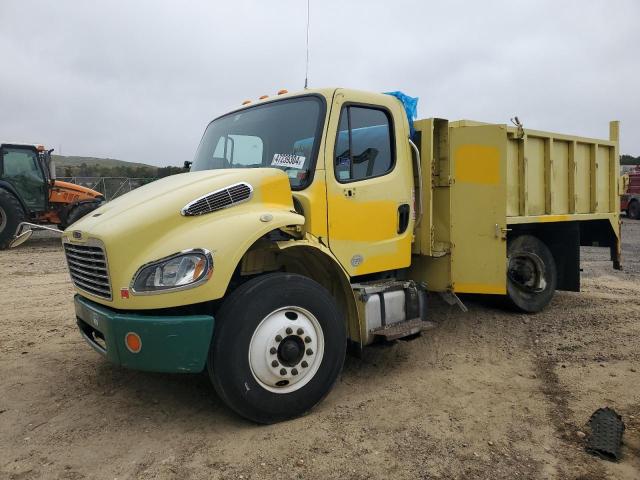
[271,153,306,169]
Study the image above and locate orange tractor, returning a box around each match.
[0,143,104,249]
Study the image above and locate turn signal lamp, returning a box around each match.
[125,332,142,353]
[277,89,288,95]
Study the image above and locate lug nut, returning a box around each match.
[271,360,279,367]
[306,348,313,356]
[301,361,308,368]
[275,335,282,342]
[280,368,287,376]
[270,347,277,354]
[297,328,304,335]
[286,327,293,335]
[291,368,298,376]
[304,336,312,344]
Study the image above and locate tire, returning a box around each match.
[506,235,557,313]
[63,201,102,229]
[628,200,640,220]
[208,272,346,423]
[0,189,26,250]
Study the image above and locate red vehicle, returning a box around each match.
[621,166,640,219]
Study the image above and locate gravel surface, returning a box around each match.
[0,221,639,479]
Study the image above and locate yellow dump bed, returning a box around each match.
[411,118,621,295]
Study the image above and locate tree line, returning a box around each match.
[56,163,184,178]
[621,155,640,166]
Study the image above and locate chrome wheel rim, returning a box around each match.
[249,306,324,394]
[0,206,6,233]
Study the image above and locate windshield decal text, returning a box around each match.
[271,153,306,169]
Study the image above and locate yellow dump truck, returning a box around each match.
[62,88,621,423]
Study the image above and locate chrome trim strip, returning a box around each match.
[129,248,214,296]
[180,182,253,216]
[69,271,112,290]
[67,263,109,279]
[64,250,106,263]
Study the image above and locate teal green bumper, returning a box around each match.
[74,295,214,373]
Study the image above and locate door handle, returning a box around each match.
[398,204,410,234]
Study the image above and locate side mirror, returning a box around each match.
[9,228,33,248]
[49,158,57,181]
[184,160,193,171]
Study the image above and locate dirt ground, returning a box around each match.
[1,221,639,480]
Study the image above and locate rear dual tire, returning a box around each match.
[506,235,557,313]
[208,273,346,424]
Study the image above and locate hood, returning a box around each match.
[65,168,295,242]
[53,180,103,198]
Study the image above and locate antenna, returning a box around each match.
[304,0,310,89]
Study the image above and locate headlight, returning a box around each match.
[131,249,213,294]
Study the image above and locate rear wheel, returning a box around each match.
[506,235,557,313]
[208,273,346,423]
[628,200,640,220]
[0,189,26,249]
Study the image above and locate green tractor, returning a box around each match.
[0,143,105,249]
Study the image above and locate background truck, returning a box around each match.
[0,143,105,248]
[621,166,640,219]
[61,88,622,423]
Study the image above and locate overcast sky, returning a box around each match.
[1,0,638,166]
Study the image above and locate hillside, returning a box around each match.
[52,154,156,170]
[52,154,183,178]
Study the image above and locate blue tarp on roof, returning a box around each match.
[384,91,419,138]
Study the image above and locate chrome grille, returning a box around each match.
[63,242,112,300]
[181,182,253,216]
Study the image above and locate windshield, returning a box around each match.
[191,96,325,189]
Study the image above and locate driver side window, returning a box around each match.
[334,106,394,182]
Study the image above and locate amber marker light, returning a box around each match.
[193,256,207,281]
[125,332,142,353]
[241,100,251,105]
[259,95,269,100]
[277,89,288,95]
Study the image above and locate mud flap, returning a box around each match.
[586,407,625,461]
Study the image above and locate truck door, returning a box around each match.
[0,146,47,211]
[449,124,507,294]
[325,90,415,276]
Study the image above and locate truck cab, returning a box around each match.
[62,88,621,423]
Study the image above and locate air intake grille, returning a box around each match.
[63,242,112,300]
[181,182,253,216]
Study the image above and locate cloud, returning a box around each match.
[1,0,638,165]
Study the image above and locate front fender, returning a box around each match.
[101,208,304,310]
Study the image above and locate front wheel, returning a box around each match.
[208,273,346,423]
[506,235,557,313]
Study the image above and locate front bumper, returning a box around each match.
[74,295,214,373]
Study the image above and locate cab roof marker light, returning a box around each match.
[277,89,288,95]
[242,100,251,105]
[259,95,269,100]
